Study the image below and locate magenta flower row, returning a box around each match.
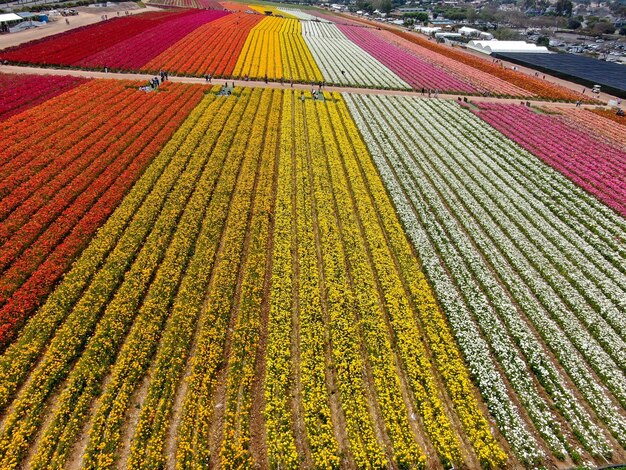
[0,74,86,122]
[77,10,229,70]
[477,103,626,217]
[337,24,476,93]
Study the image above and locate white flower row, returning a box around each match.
[343,93,626,462]
[387,97,626,442]
[277,8,330,22]
[344,93,544,463]
[300,21,410,89]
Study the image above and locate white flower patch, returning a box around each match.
[343,92,626,463]
[300,21,410,89]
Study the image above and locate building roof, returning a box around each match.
[467,40,550,54]
[0,13,24,23]
[493,51,626,98]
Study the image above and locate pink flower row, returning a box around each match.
[0,10,189,66]
[338,24,476,93]
[376,30,532,97]
[0,74,86,121]
[477,103,626,217]
[76,10,229,70]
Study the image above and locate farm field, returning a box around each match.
[0,6,625,464]
[0,78,205,348]
[345,93,626,467]
[0,83,509,469]
[0,5,592,100]
[473,103,626,217]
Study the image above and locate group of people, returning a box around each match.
[420,87,439,98]
[139,70,169,92]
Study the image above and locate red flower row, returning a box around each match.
[0,10,191,66]
[0,74,86,121]
[0,79,205,348]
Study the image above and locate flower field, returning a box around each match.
[147,0,224,9]
[590,108,626,125]
[141,12,262,77]
[0,73,86,121]
[0,10,193,66]
[232,17,323,82]
[1,51,625,468]
[474,103,626,217]
[0,5,595,100]
[0,82,509,469]
[74,10,229,70]
[345,93,626,466]
[337,24,476,93]
[0,78,205,349]
[302,21,409,88]
[554,107,626,148]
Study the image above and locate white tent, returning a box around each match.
[467,40,550,55]
[0,13,24,23]
[459,26,494,40]
[416,26,441,34]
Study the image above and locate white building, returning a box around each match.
[467,40,550,54]
[458,26,494,40]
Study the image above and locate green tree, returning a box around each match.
[537,35,550,46]
[403,11,428,22]
[567,18,581,29]
[493,27,522,39]
[555,0,572,16]
[592,21,615,34]
[374,0,392,13]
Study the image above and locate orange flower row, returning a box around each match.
[142,13,262,77]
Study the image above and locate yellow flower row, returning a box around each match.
[171,87,267,469]
[319,92,461,466]
[332,94,507,468]
[0,86,219,470]
[218,88,282,467]
[308,94,425,468]
[263,89,302,468]
[298,91,387,467]
[233,17,322,82]
[279,19,323,83]
[79,89,245,469]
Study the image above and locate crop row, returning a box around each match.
[263,90,504,468]
[302,21,409,89]
[233,17,322,82]
[340,13,592,101]
[142,13,262,77]
[0,80,204,348]
[337,24,476,93]
[76,10,229,71]
[345,93,626,466]
[0,10,191,66]
[553,108,626,148]
[475,103,626,218]
[0,73,86,121]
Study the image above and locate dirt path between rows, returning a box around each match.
[0,64,614,110]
